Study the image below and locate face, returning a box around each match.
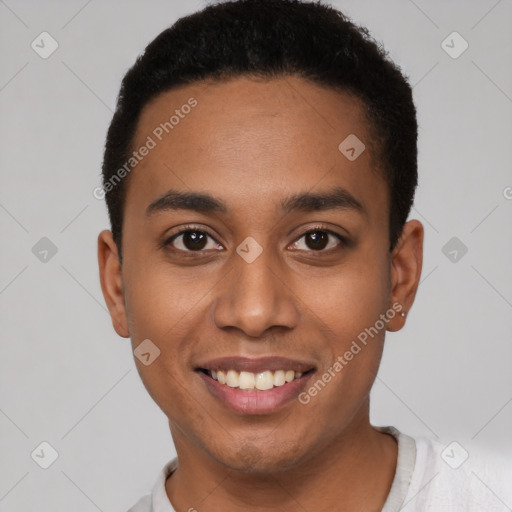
[98,75,423,472]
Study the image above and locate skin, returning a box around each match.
[98,75,423,512]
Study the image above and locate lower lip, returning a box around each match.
[197,370,314,415]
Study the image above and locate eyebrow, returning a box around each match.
[145,186,365,217]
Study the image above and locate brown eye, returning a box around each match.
[165,228,223,253]
[290,228,346,252]
[304,231,329,250]
[181,231,208,250]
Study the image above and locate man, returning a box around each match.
[97,1,511,510]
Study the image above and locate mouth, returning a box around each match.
[194,356,316,414]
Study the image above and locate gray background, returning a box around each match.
[1,0,511,510]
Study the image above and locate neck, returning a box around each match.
[165,413,397,512]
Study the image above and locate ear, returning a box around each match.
[97,230,130,338]
[386,220,424,332]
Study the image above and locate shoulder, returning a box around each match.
[405,433,512,511]
[125,458,178,512]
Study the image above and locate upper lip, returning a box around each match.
[195,356,316,374]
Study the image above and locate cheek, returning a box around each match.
[299,251,390,337]
[123,264,208,416]
[122,253,218,396]
[295,251,390,405]
[123,250,209,340]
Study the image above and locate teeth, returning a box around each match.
[207,368,306,390]
[255,370,273,390]
[274,370,285,387]
[285,370,295,383]
[239,371,255,390]
[226,369,239,388]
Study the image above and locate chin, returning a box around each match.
[210,437,309,474]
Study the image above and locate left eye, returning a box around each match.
[289,230,344,251]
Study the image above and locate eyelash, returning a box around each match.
[163,223,348,255]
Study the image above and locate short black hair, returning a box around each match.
[102,0,418,261]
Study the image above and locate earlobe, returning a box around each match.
[386,220,424,333]
[97,230,130,338]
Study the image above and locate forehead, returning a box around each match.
[125,75,386,222]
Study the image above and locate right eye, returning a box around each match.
[164,226,224,253]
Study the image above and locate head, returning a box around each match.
[98,0,423,472]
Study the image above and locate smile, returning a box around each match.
[194,357,316,414]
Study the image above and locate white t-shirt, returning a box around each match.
[127,426,512,512]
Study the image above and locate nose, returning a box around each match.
[212,248,300,338]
